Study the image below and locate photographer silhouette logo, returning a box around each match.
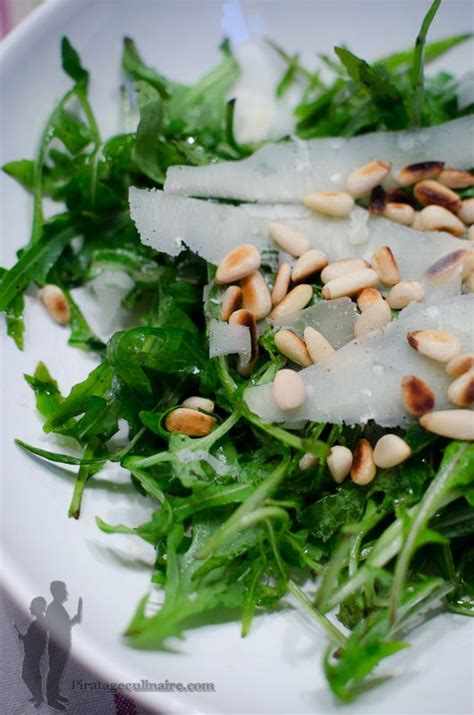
[15,581,82,710]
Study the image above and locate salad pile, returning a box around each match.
[1,0,473,702]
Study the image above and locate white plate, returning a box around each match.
[1,1,473,713]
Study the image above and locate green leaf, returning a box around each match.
[300,483,366,542]
[134,81,165,183]
[410,0,442,126]
[61,37,89,88]
[2,159,35,192]
[122,37,171,98]
[25,362,63,420]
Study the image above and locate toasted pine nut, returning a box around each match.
[438,168,474,189]
[371,245,400,286]
[165,408,216,437]
[387,188,415,206]
[418,205,465,236]
[458,198,474,225]
[327,445,353,483]
[240,271,272,320]
[425,249,471,284]
[304,191,354,217]
[411,211,423,231]
[413,180,461,212]
[271,263,291,306]
[271,284,313,319]
[321,258,369,285]
[220,285,242,321]
[407,330,462,363]
[298,452,318,470]
[469,226,474,241]
[401,375,436,416]
[347,160,391,198]
[215,244,261,285]
[229,309,258,376]
[291,249,328,283]
[351,439,376,485]
[397,160,444,187]
[383,202,415,226]
[272,369,306,411]
[275,329,312,367]
[182,396,215,413]
[419,409,474,441]
[303,327,335,363]
[368,185,386,215]
[373,434,412,468]
[354,299,391,337]
[269,221,311,257]
[447,369,474,406]
[357,288,383,312]
[446,353,474,377]
[387,281,424,310]
[39,285,70,326]
[322,268,379,300]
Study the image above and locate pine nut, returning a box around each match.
[303,191,354,217]
[438,168,474,189]
[368,185,386,215]
[418,205,465,236]
[387,281,424,310]
[411,211,423,231]
[39,285,70,326]
[371,245,400,286]
[419,409,474,441]
[407,330,462,363]
[321,258,369,285]
[469,226,474,241]
[387,188,415,206]
[351,439,376,485]
[373,434,412,468]
[354,299,391,337]
[303,327,335,363]
[357,288,384,312]
[401,375,436,416]
[272,369,306,411]
[383,202,415,226]
[215,244,261,284]
[220,285,242,321]
[275,329,312,367]
[299,452,318,470]
[240,271,272,320]
[269,221,311,257]
[271,263,292,306]
[424,249,471,283]
[182,396,215,413]
[413,180,461,212]
[458,199,474,225]
[397,160,444,187]
[327,445,353,483]
[322,268,379,300]
[165,408,216,437]
[291,249,328,283]
[347,160,391,198]
[271,284,313,319]
[229,309,258,376]
[446,353,474,377]
[447,369,474,406]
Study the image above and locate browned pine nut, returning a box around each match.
[303,327,335,363]
[291,249,328,283]
[272,263,292,306]
[321,258,369,285]
[40,285,70,326]
[383,202,415,226]
[357,288,384,312]
[368,185,386,215]
[447,369,474,406]
[327,445,353,483]
[271,284,313,319]
[272,369,306,411]
[446,353,474,378]
[413,180,461,212]
[397,161,444,187]
[401,375,436,416]
[269,221,311,257]
[165,408,216,437]
[229,309,258,376]
[304,191,354,217]
[322,268,379,300]
[351,439,376,485]
[220,285,242,321]
[347,160,391,198]
[438,168,474,189]
[371,245,400,286]
[387,281,424,310]
[275,329,313,367]
[418,205,465,236]
[240,271,272,320]
[216,244,261,284]
[419,410,474,441]
[424,249,471,284]
[407,330,462,363]
[373,434,412,468]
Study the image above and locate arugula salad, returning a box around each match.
[1,0,473,702]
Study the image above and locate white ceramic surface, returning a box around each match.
[1,1,473,713]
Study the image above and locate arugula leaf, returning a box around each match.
[410,0,442,126]
[61,36,89,88]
